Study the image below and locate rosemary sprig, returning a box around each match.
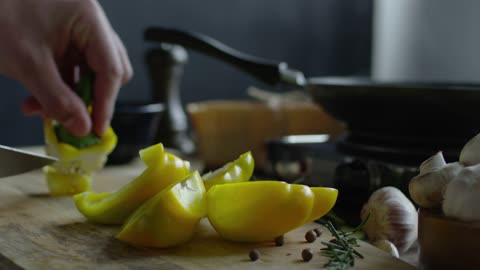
[318,213,371,270]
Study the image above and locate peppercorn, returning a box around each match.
[305,230,317,243]
[274,235,284,246]
[302,248,313,262]
[249,249,260,261]
[313,227,322,237]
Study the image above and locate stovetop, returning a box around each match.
[264,133,455,225]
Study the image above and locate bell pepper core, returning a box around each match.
[43,68,117,196]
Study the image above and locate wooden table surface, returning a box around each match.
[0,148,417,270]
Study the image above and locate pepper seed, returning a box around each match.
[313,228,322,237]
[305,230,317,243]
[249,249,260,261]
[274,235,284,246]
[302,248,313,262]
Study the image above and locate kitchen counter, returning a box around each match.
[0,147,417,269]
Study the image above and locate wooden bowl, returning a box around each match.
[418,208,480,270]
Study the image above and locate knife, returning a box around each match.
[0,145,57,178]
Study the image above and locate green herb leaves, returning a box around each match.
[318,213,370,270]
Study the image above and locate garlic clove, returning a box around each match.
[361,186,418,254]
[419,151,447,177]
[409,158,463,208]
[443,162,464,180]
[443,164,480,221]
[460,133,480,166]
[371,239,400,258]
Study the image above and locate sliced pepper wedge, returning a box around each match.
[206,181,338,242]
[116,171,206,248]
[43,119,117,196]
[74,143,191,224]
[201,151,254,191]
[139,142,165,167]
[44,166,92,196]
[307,187,339,222]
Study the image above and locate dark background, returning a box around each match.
[0,0,372,146]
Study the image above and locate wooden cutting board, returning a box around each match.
[0,158,415,270]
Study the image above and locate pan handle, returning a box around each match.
[144,27,306,87]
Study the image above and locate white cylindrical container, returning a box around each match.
[372,0,480,83]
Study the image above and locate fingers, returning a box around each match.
[88,31,132,136]
[22,53,91,136]
[21,96,50,118]
[3,0,132,139]
[21,96,42,116]
[113,32,133,84]
[77,1,131,136]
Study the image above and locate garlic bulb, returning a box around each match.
[371,239,400,258]
[460,133,480,166]
[409,151,463,208]
[361,186,417,254]
[443,164,480,221]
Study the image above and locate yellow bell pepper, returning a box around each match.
[43,119,117,196]
[308,186,339,222]
[116,171,206,248]
[207,181,338,242]
[138,142,165,167]
[74,143,191,224]
[201,151,254,191]
[44,166,92,196]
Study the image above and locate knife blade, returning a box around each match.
[0,145,57,178]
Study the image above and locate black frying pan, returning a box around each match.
[144,27,480,162]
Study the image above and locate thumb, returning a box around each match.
[22,54,91,136]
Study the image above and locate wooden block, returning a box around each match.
[0,165,414,270]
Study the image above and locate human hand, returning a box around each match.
[0,0,132,136]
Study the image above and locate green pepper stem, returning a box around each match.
[76,68,94,106]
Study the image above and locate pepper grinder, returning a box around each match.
[146,44,195,154]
